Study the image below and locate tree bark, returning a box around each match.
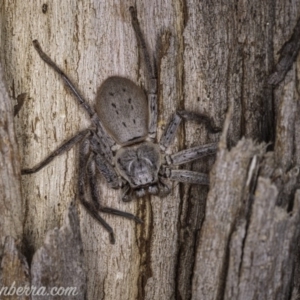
[0,56,23,247]
[0,0,300,300]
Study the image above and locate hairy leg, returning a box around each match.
[160,110,220,151]
[166,143,218,166]
[87,156,142,223]
[78,138,116,244]
[163,168,210,185]
[121,184,133,202]
[22,129,91,174]
[33,40,94,117]
[32,40,115,158]
[92,154,120,189]
[130,6,157,138]
[157,179,171,197]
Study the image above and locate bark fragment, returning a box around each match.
[31,203,87,300]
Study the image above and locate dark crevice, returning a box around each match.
[132,5,155,299]
[136,195,153,300]
[217,153,261,300]
[262,0,275,146]
[240,52,246,139]
[21,234,35,266]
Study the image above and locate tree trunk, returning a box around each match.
[0,0,300,299]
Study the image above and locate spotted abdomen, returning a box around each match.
[95,76,148,146]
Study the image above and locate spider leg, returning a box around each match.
[148,89,158,139]
[78,138,116,244]
[93,154,120,189]
[129,6,155,84]
[88,155,142,221]
[163,168,209,185]
[130,6,157,139]
[157,179,171,197]
[88,134,121,189]
[121,184,133,202]
[166,143,218,166]
[22,129,91,174]
[33,40,94,117]
[97,207,142,223]
[159,110,221,151]
[32,40,115,159]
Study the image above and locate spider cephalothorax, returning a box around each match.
[22,7,220,244]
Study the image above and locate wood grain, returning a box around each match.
[0,0,300,299]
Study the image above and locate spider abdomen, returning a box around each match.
[95,76,149,146]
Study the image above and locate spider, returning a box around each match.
[22,7,220,244]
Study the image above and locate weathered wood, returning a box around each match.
[31,202,86,300]
[0,237,30,300]
[0,60,23,247]
[191,137,300,299]
[1,0,300,299]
